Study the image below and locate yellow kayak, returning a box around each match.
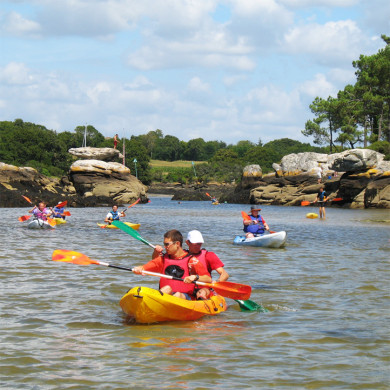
[53,218,67,225]
[120,286,227,324]
[306,213,318,219]
[97,222,140,230]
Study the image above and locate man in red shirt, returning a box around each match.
[132,229,211,300]
[185,230,229,300]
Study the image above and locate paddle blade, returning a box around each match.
[22,195,32,204]
[56,201,68,208]
[18,215,31,222]
[235,299,268,312]
[112,221,155,248]
[52,249,99,265]
[210,281,251,300]
[47,218,56,227]
[332,197,343,202]
[63,211,71,216]
[301,201,311,206]
[241,211,251,221]
[206,192,211,197]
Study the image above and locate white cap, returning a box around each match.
[187,230,204,244]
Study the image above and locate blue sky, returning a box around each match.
[1,0,389,146]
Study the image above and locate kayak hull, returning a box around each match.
[97,222,140,230]
[27,219,55,229]
[233,231,287,248]
[120,286,227,324]
[53,218,67,225]
[306,213,318,219]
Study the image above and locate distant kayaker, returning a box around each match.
[243,206,269,238]
[29,202,52,221]
[132,229,211,300]
[52,202,66,219]
[104,205,125,224]
[185,230,229,300]
[315,187,328,218]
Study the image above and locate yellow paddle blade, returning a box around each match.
[52,249,98,265]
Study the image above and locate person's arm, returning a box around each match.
[104,212,112,223]
[185,258,212,283]
[133,256,164,274]
[29,206,37,214]
[215,267,229,282]
[152,245,164,259]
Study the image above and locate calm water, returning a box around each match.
[1,197,389,389]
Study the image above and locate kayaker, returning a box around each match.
[132,229,211,300]
[314,186,328,218]
[51,202,66,219]
[29,202,52,221]
[185,230,229,300]
[104,205,125,224]
[243,206,269,238]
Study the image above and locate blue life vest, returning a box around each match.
[243,215,265,235]
[318,191,326,202]
[53,207,65,218]
[110,210,120,220]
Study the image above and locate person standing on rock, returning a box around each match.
[315,187,328,218]
[316,164,323,184]
[104,205,125,224]
[114,134,118,149]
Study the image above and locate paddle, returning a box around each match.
[22,195,33,204]
[300,201,313,206]
[111,221,155,247]
[235,299,268,312]
[18,215,32,222]
[111,220,258,307]
[52,250,252,300]
[63,211,71,216]
[241,211,276,234]
[56,201,68,208]
[301,197,342,206]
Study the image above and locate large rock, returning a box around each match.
[68,147,123,162]
[331,149,390,172]
[69,159,147,204]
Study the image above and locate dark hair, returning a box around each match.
[164,229,183,245]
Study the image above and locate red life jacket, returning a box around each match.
[191,249,210,276]
[159,253,194,294]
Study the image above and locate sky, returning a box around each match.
[0,0,389,146]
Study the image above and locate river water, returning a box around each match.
[1,197,389,389]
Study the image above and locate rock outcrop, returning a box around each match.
[68,147,123,162]
[241,149,390,209]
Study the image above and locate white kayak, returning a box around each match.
[27,218,55,229]
[233,231,287,248]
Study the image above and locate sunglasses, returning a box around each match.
[163,241,176,247]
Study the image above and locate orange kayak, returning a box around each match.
[120,286,227,324]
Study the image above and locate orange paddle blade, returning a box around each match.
[22,195,32,204]
[47,218,57,227]
[56,201,67,208]
[206,193,211,197]
[52,249,99,265]
[63,211,71,216]
[301,201,311,206]
[18,215,31,222]
[241,211,251,221]
[332,197,342,202]
[208,281,251,300]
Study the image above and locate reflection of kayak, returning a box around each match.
[54,218,67,225]
[97,222,140,230]
[212,201,219,205]
[120,286,227,324]
[306,213,318,219]
[27,218,55,229]
[233,231,287,248]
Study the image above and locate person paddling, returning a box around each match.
[185,230,229,300]
[132,229,211,300]
[104,205,125,224]
[243,206,269,238]
[52,202,66,219]
[29,202,52,221]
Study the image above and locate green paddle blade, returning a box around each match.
[235,299,268,312]
[111,221,155,249]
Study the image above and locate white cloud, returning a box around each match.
[188,77,210,93]
[0,62,35,85]
[299,73,337,98]
[1,11,41,37]
[283,20,366,65]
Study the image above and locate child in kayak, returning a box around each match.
[52,202,66,219]
[243,206,269,238]
[29,202,52,221]
[104,205,125,224]
[185,230,229,300]
[132,229,211,300]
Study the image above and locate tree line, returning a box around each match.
[303,34,390,154]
